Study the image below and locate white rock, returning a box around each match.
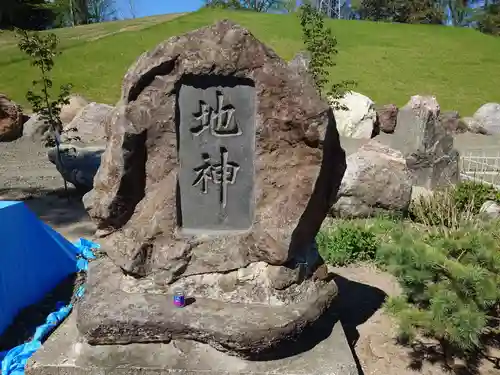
[473,103,500,135]
[479,200,500,219]
[329,91,377,139]
[331,140,413,218]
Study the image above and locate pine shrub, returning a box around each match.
[378,221,500,354]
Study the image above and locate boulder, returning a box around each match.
[330,91,377,139]
[332,140,412,218]
[479,200,500,220]
[376,104,398,134]
[0,94,23,142]
[61,102,113,145]
[288,51,314,88]
[60,94,89,125]
[47,144,104,193]
[288,51,311,73]
[439,110,467,133]
[473,103,500,135]
[79,20,346,358]
[461,116,489,135]
[375,95,459,189]
[22,113,50,140]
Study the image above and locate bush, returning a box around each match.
[409,188,475,229]
[476,2,500,36]
[409,181,500,228]
[317,221,379,266]
[378,221,500,360]
[453,181,500,214]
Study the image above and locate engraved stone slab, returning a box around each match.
[178,84,256,234]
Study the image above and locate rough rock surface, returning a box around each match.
[61,102,113,145]
[22,114,48,140]
[47,144,104,192]
[288,51,311,74]
[439,110,467,133]
[331,92,377,139]
[331,140,412,218]
[461,116,489,135]
[0,94,23,142]
[376,104,398,134]
[77,257,338,358]
[375,95,459,189]
[60,94,89,125]
[473,103,500,135]
[479,200,500,220]
[80,20,346,356]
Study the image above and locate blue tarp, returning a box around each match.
[0,201,81,335]
[0,235,98,375]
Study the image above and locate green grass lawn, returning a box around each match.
[1,8,499,116]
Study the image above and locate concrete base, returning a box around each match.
[27,313,359,375]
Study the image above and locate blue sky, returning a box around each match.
[113,0,488,19]
[114,0,206,18]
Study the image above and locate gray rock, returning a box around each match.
[61,102,113,145]
[288,51,314,87]
[47,144,104,192]
[28,312,359,375]
[332,140,413,218]
[479,200,500,219]
[288,51,311,73]
[461,116,489,135]
[60,94,89,125]
[22,113,51,141]
[376,104,398,134]
[473,103,500,135]
[439,110,467,133]
[330,91,377,139]
[77,257,338,357]
[79,20,346,356]
[375,95,460,189]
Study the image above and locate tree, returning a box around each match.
[298,4,355,109]
[475,0,500,36]
[204,0,285,12]
[16,29,72,193]
[0,0,56,30]
[128,0,137,18]
[444,0,473,26]
[283,0,297,13]
[86,0,116,22]
[358,0,445,24]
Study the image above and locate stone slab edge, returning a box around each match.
[27,313,359,375]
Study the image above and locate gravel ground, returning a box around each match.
[0,137,95,241]
[0,138,62,198]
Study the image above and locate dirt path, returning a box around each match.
[0,138,95,242]
[332,264,500,375]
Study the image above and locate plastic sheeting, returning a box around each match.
[0,237,98,375]
[0,201,81,335]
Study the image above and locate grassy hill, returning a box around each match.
[1,8,500,116]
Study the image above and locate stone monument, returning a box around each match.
[72,20,346,360]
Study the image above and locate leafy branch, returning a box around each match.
[298,4,356,110]
[17,29,72,194]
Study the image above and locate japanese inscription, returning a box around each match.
[191,91,242,137]
[192,147,240,209]
[178,83,256,233]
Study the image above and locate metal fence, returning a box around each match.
[460,151,500,189]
